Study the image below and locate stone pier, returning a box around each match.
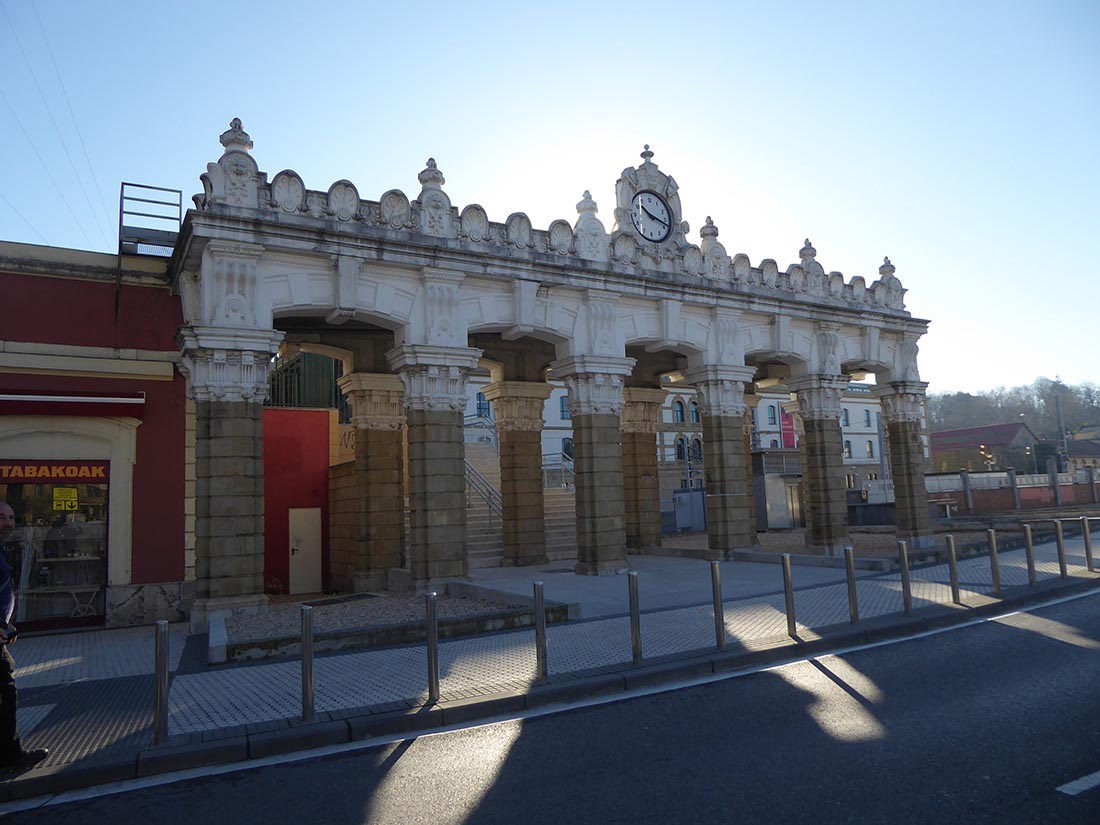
[621,387,667,549]
[791,375,851,556]
[482,380,552,566]
[876,382,934,549]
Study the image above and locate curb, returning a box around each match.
[4,571,1098,803]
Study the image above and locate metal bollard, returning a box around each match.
[1055,520,1068,579]
[844,546,859,624]
[710,562,725,650]
[1082,516,1095,572]
[1023,524,1036,585]
[426,592,440,702]
[301,605,315,723]
[898,540,913,614]
[153,619,169,745]
[781,554,797,638]
[986,529,1001,594]
[628,571,642,665]
[533,581,548,682]
[945,535,961,605]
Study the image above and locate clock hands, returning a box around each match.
[641,203,669,229]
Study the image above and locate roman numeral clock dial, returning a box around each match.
[630,191,672,242]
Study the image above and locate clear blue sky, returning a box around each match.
[2,1,1097,394]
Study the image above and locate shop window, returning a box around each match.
[689,401,700,424]
[841,409,849,427]
[673,400,686,424]
[0,460,109,630]
[866,440,875,458]
[843,440,852,459]
[559,395,571,421]
[767,405,777,425]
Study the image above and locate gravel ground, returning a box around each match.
[226,592,524,643]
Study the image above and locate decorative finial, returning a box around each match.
[418,157,445,189]
[879,256,895,277]
[576,190,598,215]
[700,216,719,238]
[640,144,654,162]
[799,238,816,260]
[219,117,253,153]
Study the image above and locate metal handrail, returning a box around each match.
[463,413,499,451]
[465,460,502,516]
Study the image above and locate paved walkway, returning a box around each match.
[11,530,1098,774]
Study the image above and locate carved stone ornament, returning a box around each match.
[416,159,453,237]
[202,241,264,327]
[815,325,841,375]
[380,189,412,228]
[681,364,756,418]
[788,376,850,421]
[460,204,490,241]
[874,384,928,425]
[327,180,360,221]
[336,373,405,430]
[481,381,553,432]
[550,355,635,417]
[270,170,305,213]
[506,213,533,249]
[586,292,618,356]
[573,190,609,262]
[178,327,284,403]
[386,344,482,412]
[548,220,574,255]
[682,246,703,276]
[620,388,668,434]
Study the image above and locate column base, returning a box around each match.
[575,559,629,576]
[190,593,268,634]
[353,570,388,593]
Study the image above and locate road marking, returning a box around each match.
[1057,768,1100,796]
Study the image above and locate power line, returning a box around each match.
[0,83,93,249]
[31,1,116,244]
[0,1,109,248]
[0,191,50,245]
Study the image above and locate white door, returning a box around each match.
[288,507,322,595]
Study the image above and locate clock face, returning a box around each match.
[630,191,672,242]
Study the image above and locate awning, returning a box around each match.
[0,392,146,419]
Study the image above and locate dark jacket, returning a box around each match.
[0,551,14,627]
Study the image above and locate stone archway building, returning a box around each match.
[172,120,931,630]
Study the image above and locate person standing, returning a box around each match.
[0,501,48,773]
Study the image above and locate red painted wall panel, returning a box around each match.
[262,409,330,594]
[0,272,181,351]
[1,372,186,582]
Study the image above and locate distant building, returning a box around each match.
[929,422,1040,473]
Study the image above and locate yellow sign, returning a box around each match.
[52,488,79,511]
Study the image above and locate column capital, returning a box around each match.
[178,325,284,403]
[620,387,668,434]
[682,364,756,417]
[337,372,405,430]
[482,380,552,432]
[386,344,482,412]
[788,374,849,421]
[873,381,929,424]
[549,355,635,416]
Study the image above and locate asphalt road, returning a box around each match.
[9,594,1100,824]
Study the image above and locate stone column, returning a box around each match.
[742,394,761,546]
[1047,457,1063,506]
[388,344,482,583]
[551,355,635,575]
[621,388,667,549]
[335,372,406,591]
[179,327,283,633]
[481,380,553,567]
[1007,468,1021,510]
[875,382,934,549]
[683,365,758,559]
[1088,467,1098,505]
[790,376,851,556]
[960,469,973,513]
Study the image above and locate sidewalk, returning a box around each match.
[4,531,1098,801]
